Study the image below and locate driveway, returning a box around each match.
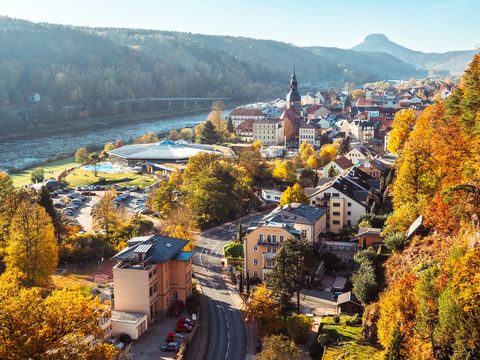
[129,310,191,360]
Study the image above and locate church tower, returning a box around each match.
[286,66,302,114]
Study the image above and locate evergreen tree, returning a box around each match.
[327,165,339,177]
[385,325,405,360]
[339,136,350,155]
[37,186,61,242]
[227,117,234,133]
[200,120,220,144]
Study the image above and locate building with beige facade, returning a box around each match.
[112,235,193,324]
[252,118,284,146]
[244,221,301,281]
[260,203,327,243]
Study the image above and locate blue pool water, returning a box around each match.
[81,163,120,173]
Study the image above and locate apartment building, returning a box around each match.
[227,107,265,129]
[298,121,321,147]
[252,118,284,146]
[260,203,327,243]
[244,221,301,281]
[112,235,193,324]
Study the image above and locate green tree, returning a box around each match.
[200,120,221,144]
[75,147,89,164]
[36,186,62,242]
[269,237,312,314]
[223,242,244,259]
[5,202,58,287]
[279,183,309,206]
[327,165,339,177]
[352,261,377,304]
[339,137,350,155]
[30,168,44,184]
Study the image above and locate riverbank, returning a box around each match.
[0,106,218,142]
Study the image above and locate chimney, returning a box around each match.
[287,204,292,211]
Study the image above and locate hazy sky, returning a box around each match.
[2,0,479,52]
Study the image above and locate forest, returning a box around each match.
[0,16,421,135]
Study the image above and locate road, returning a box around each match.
[192,211,266,360]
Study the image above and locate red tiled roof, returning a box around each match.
[333,155,354,169]
[236,119,254,131]
[229,108,264,117]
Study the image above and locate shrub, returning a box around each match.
[286,314,313,343]
[332,315,340,324]
[346,313,362,326]
[384,232,407,252]
[223,242,244,259]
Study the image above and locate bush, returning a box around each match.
[384,232,407,252]
[346,313,362,326]
[223,242,244,259]
[309,340,325,359]
[332,315,340,324]
[286,314,313,343]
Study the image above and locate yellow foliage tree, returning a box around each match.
[92,190,121,241]
[279,183,309,206]
[272,160,296,183]
[319,143,337,166]
[249,284,283,335]
[387,108,416,154]
[161,206,198,251]
[5,201,58,287]
[0,270,117,359]
[257,334,304,360]
[299,142,315,162]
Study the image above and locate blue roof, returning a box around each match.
[113,235,189,264]
[174,251,194,261]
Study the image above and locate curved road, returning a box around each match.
[193,212,265,360]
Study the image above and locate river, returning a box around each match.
[0,110,220,172]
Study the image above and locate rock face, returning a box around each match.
[352,33,478,75]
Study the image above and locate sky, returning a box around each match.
[1,0,479,52]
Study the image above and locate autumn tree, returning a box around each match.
[351,89,366,100]
[279,183,309,206]
[257,334,304,360]
[151,180,178,218]
[75,147,89,164]
[92,190,121,241]
[180,127,193,140]
[286,314,313,343]
[0,270,117,359]
[5,201,58,287]
[160,206,198,251]
[299,142,315,163]
[272,160,296,183]
[319,143,338,166]
[136,131,159,144]
[249,284,283,335]
[387,109,416,154]
[37,186,62,242]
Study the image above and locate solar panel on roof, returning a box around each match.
[134,244,152,253]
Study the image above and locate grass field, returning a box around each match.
[321,316,381,360]
[65,168,155,188]
[10,157,78,187]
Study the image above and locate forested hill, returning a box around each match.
[0,16,422,110]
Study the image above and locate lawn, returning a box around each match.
[64,168,155,188]
[10,156,77,187]
[321,316,381,360]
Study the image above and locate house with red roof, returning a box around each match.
[227,107,265,129]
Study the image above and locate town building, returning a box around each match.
[252,118,284,146]
[235,119,254,142]
[227,107,265,129]
[349,120,375,142]
[286,67,302,115]
[322,156,353,177]
[337,291,363,314]
[345,144,377,164]
[298,121,322,147]
[244,221,301,280]
[112,235,193,324]
[261,188,283,203]
[352,227,383,248]
[260,203,327,243]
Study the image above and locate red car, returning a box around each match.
[175,323,192,333]
[165,332,183,343]
[177,318,195,327]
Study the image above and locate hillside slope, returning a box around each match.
[352,33,478,75]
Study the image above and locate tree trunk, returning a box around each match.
[297,290,300,314]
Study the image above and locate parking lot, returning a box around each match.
[129,310,192,360]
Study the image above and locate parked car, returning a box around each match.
[169,300,183,318]
[165,332,183,343]
[54,203,65,209]
[175,323,192,333]
[177,318,195,327]
[160,342,180,352]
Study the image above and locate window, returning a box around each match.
[279,235,284,242]
[259,234,264,242]
[272,235,276,243]
[254,271,258,278]
[173,290,178,300]
[272,247,277,253]
[332,202,341,207]
[253,258,258,266]
[347,202,352,207]
[301,230,307,238]
[333,211,340,216]
[332,193,339,197]
[149,282,157,296]
[267,235,271,242]
[333,220,341,225]
[347,211,351,216]
[253,245,258,252]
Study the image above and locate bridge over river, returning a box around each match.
[110,97,232,112]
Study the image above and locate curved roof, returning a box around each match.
[286,89,301,103]
[108,140,234,162]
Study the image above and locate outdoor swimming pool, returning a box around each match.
[81,163,122,173]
